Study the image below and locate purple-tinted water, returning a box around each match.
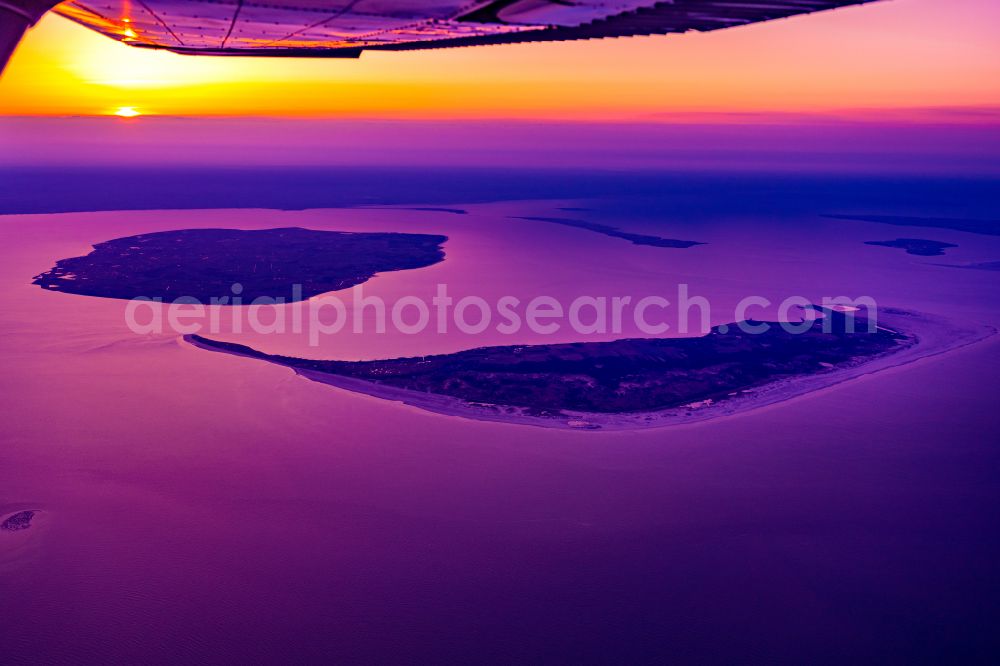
[1,184,999,662]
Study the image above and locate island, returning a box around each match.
[511,216,703,248]
[396,207,468,215]
[1,510,35,532]
[945,260,1000,271]
[360,206,468,215]
[825,214,1000,236]
[186,306,989,430]
[32,227,447,303]
[865,238,958,256]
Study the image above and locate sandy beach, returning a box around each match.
[186,307,996,431]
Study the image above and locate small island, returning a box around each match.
[360,206,468,215]
[397,207,468,215]
[826,214,1000,236]
[512,216,703,248]
[865,238,957,256]
[33,227,447,303]
[1,510,35,532]
[186,306,988,430]
[945,260,1000,271]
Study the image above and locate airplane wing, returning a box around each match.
[49,0,880,58]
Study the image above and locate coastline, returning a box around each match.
[185,308,996,431]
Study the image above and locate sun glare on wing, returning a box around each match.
[113,106,141,117]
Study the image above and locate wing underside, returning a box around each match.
[51,0,878,57]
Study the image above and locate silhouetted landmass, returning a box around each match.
[512,216,703,248]
[943,261,1000,271]
[403,207,469,215]
[1,511,35,532]
[2,167,995,221]
[827,214,1000,236]
[363,206,468,214]
[189,308,904,416]
[864,238,958,256]
[32,227,446,303]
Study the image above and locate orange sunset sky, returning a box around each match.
[1,0,998,119]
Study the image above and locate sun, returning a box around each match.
[113,106,141,117]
